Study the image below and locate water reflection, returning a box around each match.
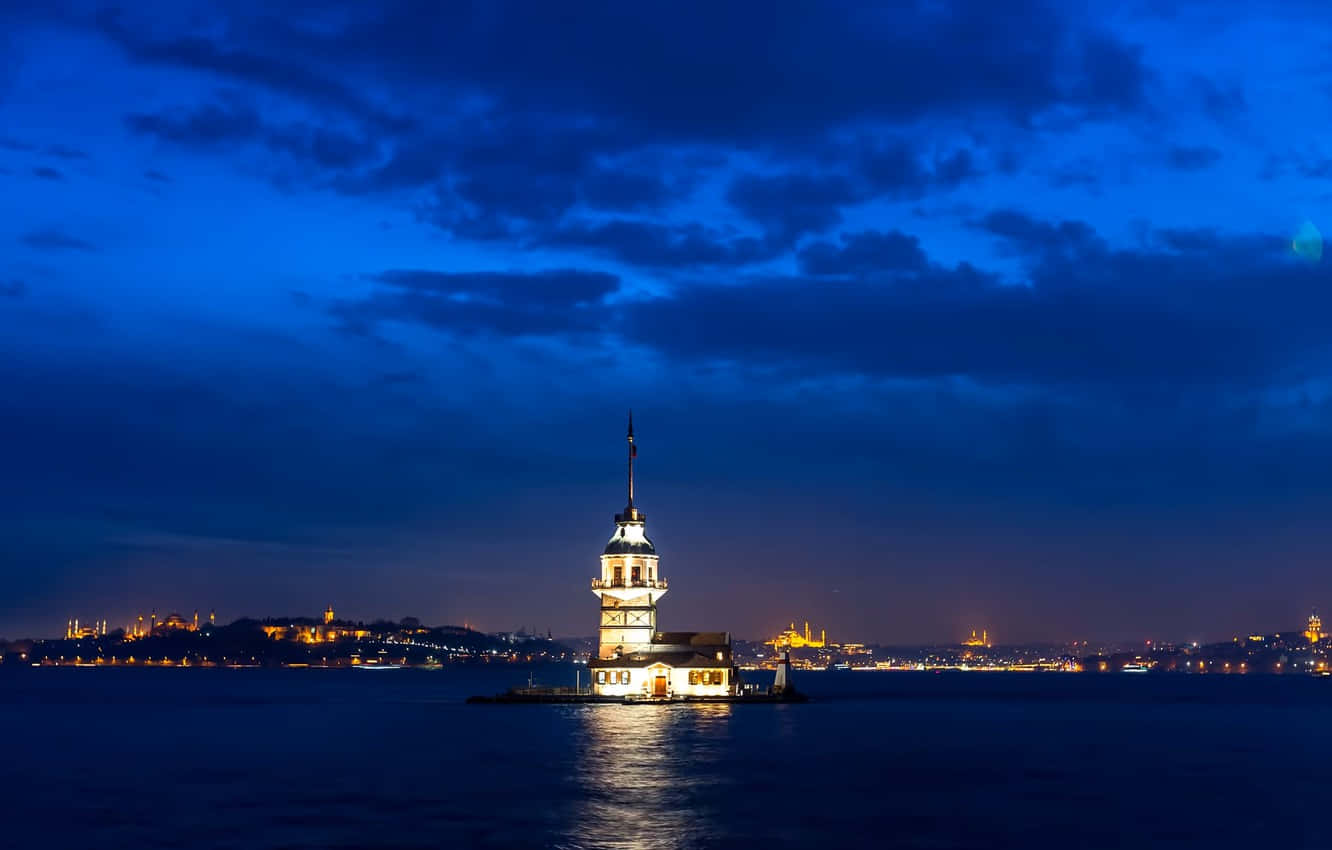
[558,704,734,850]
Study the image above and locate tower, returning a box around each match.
[324,605,335,625]
[1307,610,1323,644]
[592,412,666,660]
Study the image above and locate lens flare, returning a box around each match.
[1292,219,1323,263]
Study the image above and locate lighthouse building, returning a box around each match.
[588,416,736,699]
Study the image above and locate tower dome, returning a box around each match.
[603,523,656,556]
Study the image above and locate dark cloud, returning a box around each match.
[616,215,1320,393]
[0,279,25,297]
[144,169,172,182]
[127,101,375,169]
[316,0,1150,141]
[96,8,412,133]
[857,140,981,197]
[21,229,97,253]
[541,219,772,270]
[408,125,682,235]
[1165,145,1221,171]
[1195,77,1246,123]
[32,166,63,180]
[1047,158,1103,191]
[1072,34,1151,113]
[367,268,618,307]
[798,230,929,276]
[726,173,859,244]
[970,209,1106,260]
[1260,152,1332,182]
[332,268,621,337]
[578,168,678,212]
[372,370,423,387]
[45,144,89,161]
[126,101,262,146]
[724,142,983,249]
[93,0,1153,247]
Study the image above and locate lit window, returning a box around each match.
[596,671,606,684]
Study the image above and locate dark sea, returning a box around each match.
[4,666,1332,849]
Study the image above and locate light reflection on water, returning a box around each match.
[10,670,1332,849]
[557,704,735,850]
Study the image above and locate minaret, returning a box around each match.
[591,412,665,660]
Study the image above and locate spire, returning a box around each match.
[613,411,646,526]
[626,410,636,511]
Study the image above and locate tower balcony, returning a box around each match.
[592,578,668,590]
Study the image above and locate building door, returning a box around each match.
[653,673,668,697]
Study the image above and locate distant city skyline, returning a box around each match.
[4,2,1332,643]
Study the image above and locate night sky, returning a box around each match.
[3,2,1331,644]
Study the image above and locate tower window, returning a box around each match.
[631,565,641,584]
[613,565,623,585]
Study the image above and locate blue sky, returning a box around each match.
[3,0,1332,643]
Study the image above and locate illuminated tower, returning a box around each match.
[592,413,666,660]
[1307,610,1323,644]
[324,605,335,625]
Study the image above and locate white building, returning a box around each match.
[589,415,736,699]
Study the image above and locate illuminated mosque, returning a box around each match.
[588,416,736,698]
[766,621,827,650]
[962,629,992,648]
[68,608,218,639]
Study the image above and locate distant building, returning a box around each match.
[766,621,827,650]
[963,629,992,648]
[588,415,736,698]
[1306,610,1325,645]
[261,608,369,643]
[155,612,195,633]
[65,619,107,639]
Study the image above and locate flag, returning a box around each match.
[631,444,637,458]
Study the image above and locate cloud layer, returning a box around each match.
[2,0,1331,642]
